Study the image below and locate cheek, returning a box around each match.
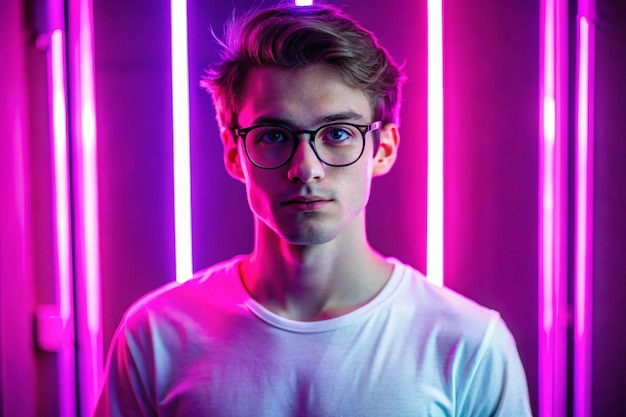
[343,164,374,208]
[242,169,278,216]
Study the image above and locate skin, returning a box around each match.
[221,63,400,321]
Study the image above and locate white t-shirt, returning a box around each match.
[95,257,532,416]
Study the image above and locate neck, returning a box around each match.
[240,216,392,321]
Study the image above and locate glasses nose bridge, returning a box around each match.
[292,128,317,142]
[289,127,326,167]
[291,128,320,153]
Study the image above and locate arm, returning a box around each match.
[93,321,157,417]
[458,316,533,416]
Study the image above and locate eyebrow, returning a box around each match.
[317,111,366,124]
[250,111,366,127]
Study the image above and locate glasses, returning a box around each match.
[235,121,382,169]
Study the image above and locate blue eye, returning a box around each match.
[319,125,357,144]
[329,129,348,140]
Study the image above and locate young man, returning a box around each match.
[95,3,532,416]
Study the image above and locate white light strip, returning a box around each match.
[171,0,193,283]
[69,0,103,414]
[574,11,593,417]
[539,1,557,415]
[427,0,444,286]
[49,27,77,417]
[539,0,568,415]
[78,0,100,343]
[50,23,71,335]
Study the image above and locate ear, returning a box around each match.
[372,123,400,177]
[221,128,246,182]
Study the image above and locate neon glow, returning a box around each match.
[541,95,555,334]
[295,0,313,5]
[426,0,444,287]
[539,0,555,412]
[575,18,589,345]
[574,12,593,417]
[49,27,76,417]
[79,4,101,335]
[171,0,193,283]
[539,0,569,415]
[51,29,72,331]
[69,0,103,414]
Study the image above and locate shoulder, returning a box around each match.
[120,256,245,330]
[386,259,523,380]
[389,258,501,342]
[388,260,531,414]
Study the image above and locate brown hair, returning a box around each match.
[201,2,406,131]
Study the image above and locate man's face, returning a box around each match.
[225,64,386,246]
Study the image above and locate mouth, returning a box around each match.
[281,196,332,211]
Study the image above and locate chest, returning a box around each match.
[150,318,456,416]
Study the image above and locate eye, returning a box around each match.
[320,125,357,144]
[256,128,289,144]
[329,128,349,140]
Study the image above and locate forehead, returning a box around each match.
[237,64,373,127]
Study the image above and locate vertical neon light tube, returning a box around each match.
[49,26,77,417]
[539,2,556,413]
[79,0,101,346]
[69,0,102,414]
[539,0,567,415]
[171,0,193,283]
[427,0,444,287]
[574,9,594,417]
[539,4,556,417]
[80,2,102,410]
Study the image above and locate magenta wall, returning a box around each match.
[94,0,177,367]
[442,1,539,413]
[0,0,61,415]
[0,2,38,416]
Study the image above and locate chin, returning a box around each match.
[281,231,337,246]
[277,224,340,246]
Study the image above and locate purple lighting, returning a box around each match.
[170,0,193,282]
[50,28,71,332]
[427,0,444,287]
[68,0,103,414]
[574,10,594,417]
[539,0,568,415]
[49,25,77,417]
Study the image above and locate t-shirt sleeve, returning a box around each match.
[93,318,157,417]
[458,315,533,416]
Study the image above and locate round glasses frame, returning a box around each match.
[235,121,382,170]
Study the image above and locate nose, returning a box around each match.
[287,136,325,183]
